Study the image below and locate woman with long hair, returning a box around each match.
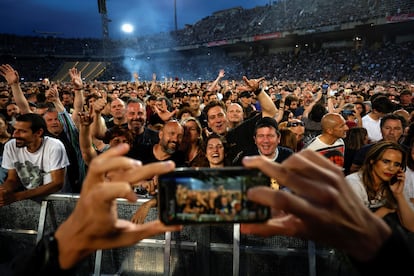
[343,127,369,175]
[345,141,414,232]
[205,133,227,168]
[180,117,209,167]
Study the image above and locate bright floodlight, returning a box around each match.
[121,23,134,33]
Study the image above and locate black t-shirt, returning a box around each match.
[232,145,293,166]
[226,113,262,164]
[127,144,186,167]
[105,120,128,130]
[131,127,159,147]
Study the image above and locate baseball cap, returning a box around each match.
[239,91,252,98]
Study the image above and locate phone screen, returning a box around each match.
[158,167,271,225]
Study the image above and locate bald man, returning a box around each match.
[128,120,185,166]
[303,113,349,167]
[226,102,244,129]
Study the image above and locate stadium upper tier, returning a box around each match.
[0,0,413,57]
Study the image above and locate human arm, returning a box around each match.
[68,68,85,128]
[241,76,277,118]
[13,144,181,275]
[55,144,181,269]
[78,111,98,166]
[274,91,289,123]
[13,168,65,202]
[133,72,140,87]
[149,73,157,94]
[90,98,108,139]
[153,100,177,122]
[390,170,414,232]
[0,169,22,206]
[0,64,32,114]
[302,91,322,118]
[46,85,65,112]
[353,105,363,128]
[240,150,392,262]
[207,69,225,92]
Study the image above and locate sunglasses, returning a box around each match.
[287,121,304,127]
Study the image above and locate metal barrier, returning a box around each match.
[0,194,356,276]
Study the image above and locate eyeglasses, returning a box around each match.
[287,121,304,127]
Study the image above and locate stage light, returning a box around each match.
[121,23,134,33]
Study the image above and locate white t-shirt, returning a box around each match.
[362,114,382,142]
[304,135,345,167]
[404,168,414,208]
[346,172,386,209]
[2,136,69,189]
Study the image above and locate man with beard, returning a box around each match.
[93,98,159,148]
[0,64,86,193]
[128,120,185,224]
[127,120,185,166]
[0,113,69,206]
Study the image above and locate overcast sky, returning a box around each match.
[0,0,270,39]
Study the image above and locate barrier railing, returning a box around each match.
[0,194,351,276]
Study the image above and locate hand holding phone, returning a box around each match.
[158,167,271,225]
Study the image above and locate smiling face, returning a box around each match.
[12,121,39,148]
[126,101,146,134]
[206,137,225,167]
[254,126,279,159]
[43,110,63,136]
[207,105,227,135]
[159,121,184,155]
[227,103,243,125]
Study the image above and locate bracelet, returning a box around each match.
[253,88,262,96]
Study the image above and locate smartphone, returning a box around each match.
[390,175,399,185]
[158,167,271,225]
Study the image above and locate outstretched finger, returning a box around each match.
[83,144,137,189]
[96,220,182,249]
[242,155,338,205]
[129,161,176,184]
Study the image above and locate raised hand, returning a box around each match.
[0,64,19,85]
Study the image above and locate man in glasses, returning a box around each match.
[286,119,305,151]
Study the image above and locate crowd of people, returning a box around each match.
[1,0,411,54]
[0,61,413,274]
[1,40,413,83]
[0,1,413,274]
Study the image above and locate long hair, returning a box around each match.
[344,127,367,151]
[180,116,203,148]
[279,128,297,152]
[361,141,407,209]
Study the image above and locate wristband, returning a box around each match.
[35,233,74,275]
[253,88,262,96]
